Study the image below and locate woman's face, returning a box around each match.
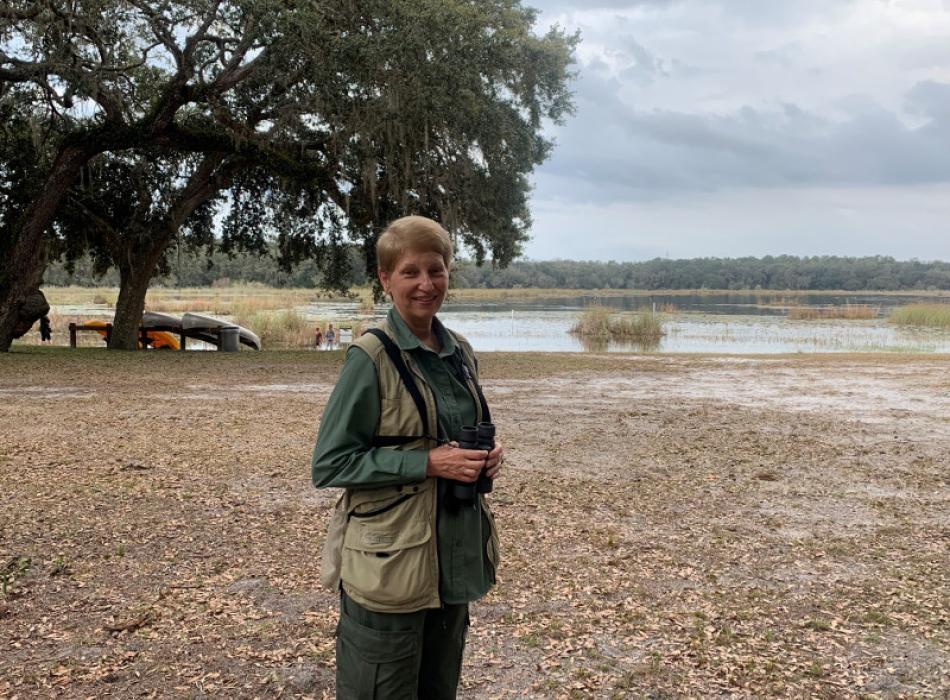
[378,250,449,331]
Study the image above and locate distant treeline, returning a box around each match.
[45,249,950,291]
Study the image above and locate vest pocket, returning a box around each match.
[342,492,434,608]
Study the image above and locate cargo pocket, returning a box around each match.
[320,492,349,591]
[336,614,419,700]
[342,492,434,609]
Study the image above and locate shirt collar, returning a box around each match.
[387,307,457,358]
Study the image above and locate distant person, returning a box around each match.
[39,316,52,344]
[314,326,323,349]
[324,323,335,349]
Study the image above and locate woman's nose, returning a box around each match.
[418,274,434,290]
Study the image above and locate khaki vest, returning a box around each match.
[320,321,499,613]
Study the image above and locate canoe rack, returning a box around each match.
[68,323,231,350]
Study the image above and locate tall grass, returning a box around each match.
[231,308,317,348]
[570,305,664,342]
[787,304,878,320]
[145,288,314,314]
[888,303,950,329]
[231,307,370,349]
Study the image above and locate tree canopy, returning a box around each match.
[0,0,577,349]
[48,250,950,292]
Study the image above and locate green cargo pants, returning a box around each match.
[336,591,470,700]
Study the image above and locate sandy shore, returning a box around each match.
[1,349,948,698]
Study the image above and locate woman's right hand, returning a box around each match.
[426,442,489,482]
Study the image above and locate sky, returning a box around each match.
[522,0,950,262]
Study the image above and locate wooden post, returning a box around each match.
[69,323,77,348]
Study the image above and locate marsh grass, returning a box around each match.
[570,305,664,342]
[889,303,950,328]
[233,308,311,348]
[145,287,314,314]
[233,307,370,349]
[787,304,878,320]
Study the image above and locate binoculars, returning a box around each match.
[452,422,495,502]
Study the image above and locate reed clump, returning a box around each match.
[233,308,369,349]
[888,303,950,329]
[570,305,664,341]
[233,309,311,348]
[788,304,878,320]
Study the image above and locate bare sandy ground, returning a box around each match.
[1,349,948,698]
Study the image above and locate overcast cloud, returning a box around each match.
[522,0,950,261]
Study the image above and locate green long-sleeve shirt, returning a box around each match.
[312,308,494,604]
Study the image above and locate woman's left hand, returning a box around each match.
[484,440,505,480]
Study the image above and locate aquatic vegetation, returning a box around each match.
[570,305,664,342]
[787,304,878,320]
[233,308,310,348]
[888,303,950,329]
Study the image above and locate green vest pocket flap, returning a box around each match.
[344,520,431,553]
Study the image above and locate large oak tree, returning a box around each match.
[1,0,576,350]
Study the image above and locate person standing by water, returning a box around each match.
[324,323,336,350]
[314,326,323,350]
[311,215,504,699]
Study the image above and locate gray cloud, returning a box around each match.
[524,1,950,260]
[540,77,950,203]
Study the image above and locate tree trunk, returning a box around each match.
[0,146,92,351]
[109,245,166,351]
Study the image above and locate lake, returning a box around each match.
[52,291,950,354]
[300,292,950,354]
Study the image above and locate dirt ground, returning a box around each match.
[1,348,948,699]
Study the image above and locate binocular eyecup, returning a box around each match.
[451,422,495,503]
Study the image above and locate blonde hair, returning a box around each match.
[376,216,453,274]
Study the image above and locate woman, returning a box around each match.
[312,215,504,699]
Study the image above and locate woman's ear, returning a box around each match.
[377,268,389,295]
